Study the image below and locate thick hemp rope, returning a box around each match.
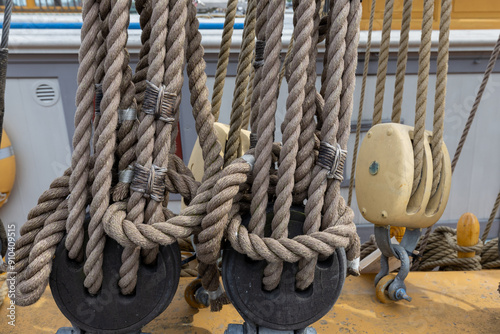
[225,0,256,166]
[372,0,394,125]
[249,0,269,138]
[210,0,238,121]
[66,0,100,264]
[411,0,434,195]
[391,0,413,123]
[258,0,288,291]
[348,0,376,206]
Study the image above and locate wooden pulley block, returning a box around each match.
[50,234,181,333]
[188,122,250,182]
[355,123,451,229]
[222,205,346,331]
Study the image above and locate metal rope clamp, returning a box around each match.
[94,83,103,117]
[222,203,346,334]
[50,215,181,334]
[142,80,176,123]
[317,141,347,181]
[130,163,168,202]
[253,39,266,69]
[355,123,452,302]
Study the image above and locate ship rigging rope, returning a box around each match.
[412,32,500,270]
[12,0,361,311]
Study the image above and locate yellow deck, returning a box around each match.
[1,271,499,333]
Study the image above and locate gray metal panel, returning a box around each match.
[3,49,499,238]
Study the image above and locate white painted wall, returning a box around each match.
[0,78,71,235]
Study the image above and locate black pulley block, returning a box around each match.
[50,234,180,334]
[222,205,347,331]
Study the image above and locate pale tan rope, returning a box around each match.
[324,0,361,265]
[300,0,361,289]
[143,0,187,267]
[183,1,228,310]
[224,0,256,166]
[417,226,483,271]
[85,0,128,294]
[430,0,452,196]
[249,0,269,135]
[451,33,500,172]
[16,197,68,306]
[391,0,413,123]
[294,0,322,289]
[65,0,99,263]
[113,0,140,295]
[240,65,254,130]
[92,0,111,152]
[210,0,238,121]
[293,0,321,205]
[348,0,376,206]
[372,0,394,125]
[481,190,500,242]
[481,238,500,269]
[266,0,310,291]
[248,0,275,238]
[125,0,169,272]
[411,0,434,194]
[302,0,350,290]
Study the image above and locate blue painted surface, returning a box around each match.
[0,22,244,30]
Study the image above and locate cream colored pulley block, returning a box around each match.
[188,122,250,182]
[355,123,451,229]
[184,123,250,207]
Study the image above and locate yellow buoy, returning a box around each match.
[0,130,16,208]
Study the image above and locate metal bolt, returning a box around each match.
[369,161,379,175]
[361,208,367,214]
[367,131,372,138]
[381,210,388,218]
[395,288,412,302]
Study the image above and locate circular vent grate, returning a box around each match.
[34,82,59,107]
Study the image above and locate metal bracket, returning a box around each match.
[373,226,421,302]
[225,322,317,334]
[55,326,148,334]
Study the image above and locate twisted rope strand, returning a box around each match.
[348,0,376,206]
[411,0,434,194]
[391,0,413,123]
[372,0,394,125]
[211,0,238,121]
[266,0,307,290]
[225,0,256,166]
[430,0,452,196]
[66,0,99,262]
